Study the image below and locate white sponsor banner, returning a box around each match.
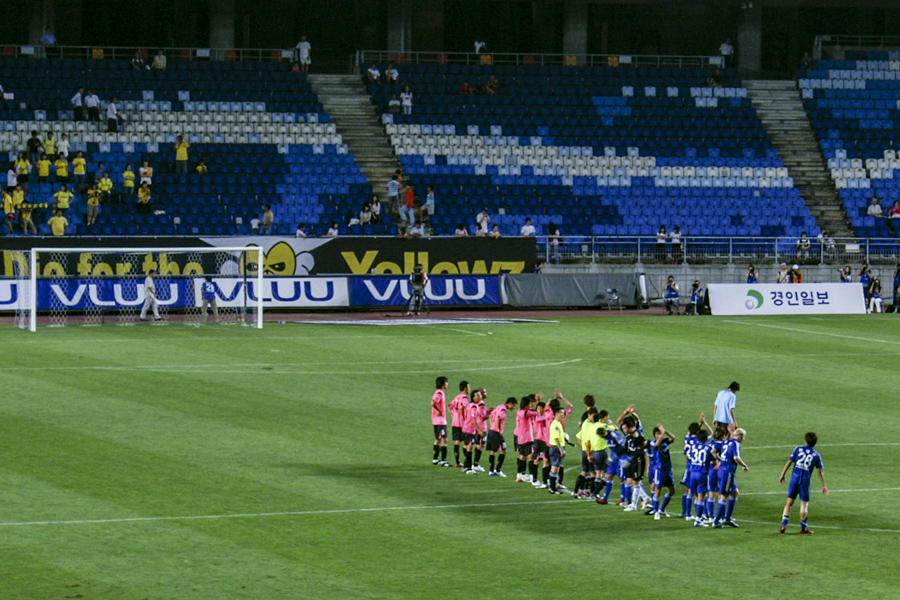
[192,277,349,308]
[708,283,867,316]
[0,280,22,311]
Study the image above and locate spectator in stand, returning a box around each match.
[53,184,73,212]
[1,188,14,234]
[476,207,490,236]
[47,209,68,236]
[95,161,107,182]
[107,97,120,132]
[460,80,474,95]
[707,68,723,88]
[868,279,884,313]
[295,222,308,238]
[294,36,311,73]
[387,94,401,114]
[795,231,811,263]
[656,225,668,262]
[71,150,86,186]
[98,172,114,203]
[43,132,57,158]
[400,85,414,115]
[455,223,469,237]
[139,160,154,186]
[11,185,24,215]
[889,200,900,219]
[86,182,101,226]
[867,197,883,218]
[385,62,399,83]
[250,214,260,234]
[474,40,486,54]
[840,266,853,283]
[6,164,16,190]
[70,87,85,121]
[137,182,152,213]
[40,27,56,58]
[174,135,190,174]
[151,50,167,72]
[14,152,30,194]
[671,225,683,263]
[719,38,734,68]
[489,224,502,238]
[26,130,43,166]
[367,64,381,83]
[327,221,339,238]
[122,163,135,196]
[57,133,70,159]
[36,153,51,183]
[485,75,499,95]
[195,159,208,174]
[549,225,561,264]
[262,204,274,234]
[84,89,101,122]
[520,217,536,237]
[53,153,69,184]
[131,51,147,71]
[817,230,836,262]
[292,62,301,73]
[409,221,425,238]
[19,201,36,235]
[400,183,416,224]
[419,184,434,224]
[359,202,372,225]
[800,52,813,70]
[370,195,382,224]
[386,173,401,214]
[747,265,758,284]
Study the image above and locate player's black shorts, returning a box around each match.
[452,426,463,442]
[517,441,533,457]
[486,431,506,452]
[581,451,593,473]
[533,440,548,460]
[464,432,477,445]
[625,454,646,481]
[433,425,446,440]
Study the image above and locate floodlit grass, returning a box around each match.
[1,315,898,599]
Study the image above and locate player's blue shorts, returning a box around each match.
[654,468,675,489]
[590,450,608,472]
[648,464,659,486]
[718,469,736,497]
[679,466,690,487]
[606,453,619,476]
[549,446,564,468]
[689,470,708,495]
[707,468,719,494]
[787,474,811,502]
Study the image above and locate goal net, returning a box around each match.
[23,247,264,330]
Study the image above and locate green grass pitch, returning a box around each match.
[1,314,898,599]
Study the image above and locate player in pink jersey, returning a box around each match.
[487,397,518,477]
[470,389,489,472]
[431,377,450,466]
[514,395,538,482]
[530,401,552,489]
[462,389,483,474]
[449,381,470,467]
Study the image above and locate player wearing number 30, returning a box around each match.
[431,377,450,466]
[779,432,828,534]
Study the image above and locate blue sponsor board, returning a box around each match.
[36,279,194,310]
[350,276,501,307]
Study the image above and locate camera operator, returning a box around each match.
[406,263,429,316]
[686,280,704,315]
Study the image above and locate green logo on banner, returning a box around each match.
[745,289,764,310]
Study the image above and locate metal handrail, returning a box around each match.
[3,44,296,62]
[355,50,723,69]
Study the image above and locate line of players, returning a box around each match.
[430,377,756,529]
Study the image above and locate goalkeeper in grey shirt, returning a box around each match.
[140,270,161,321]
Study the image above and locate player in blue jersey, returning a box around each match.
[712,428,749,528]
[779,432,828,534]
[679,421,701,518]
[597,410,625,505]
[707,425,728,523]
[688,429,713,526]
[648,424,676,520]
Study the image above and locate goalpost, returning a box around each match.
[20,247,264,331]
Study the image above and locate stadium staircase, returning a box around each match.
[308,74,400,212]
[745,80,852,237]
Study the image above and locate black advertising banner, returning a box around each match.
[0,236,536,277]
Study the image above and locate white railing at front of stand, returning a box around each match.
[4,44,294,62]
[355,50,723,69]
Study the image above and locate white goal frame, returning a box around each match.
[28,246,264,331]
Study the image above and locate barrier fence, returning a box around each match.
[2,44,295,62]
[355,50,723,69]
[536,236,900,266]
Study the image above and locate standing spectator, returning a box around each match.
[71,150,86,186]
[98,172,114,203]
[385,62,399,83]
[366,64,381,83]
[474,40,486,54]
[40,27,56,58]
[799,52,813,70]
[106,97,119,132]
[122,163,135,196]
[417,184,434,224]
[26,130,43,165]
[860,264,872,306]
[485,75,499,95]
[14,152,30,194]
[840,266,853,283]
[795,231,811,263]
[1,188,14,233]
[131,51,146,71]
[53,153,69,184]
[520,217,536,237]
[817,230,836,263]
[139,160,153,186]
[70,87,85,121]
[151,50,167,72]
[36,153,51,183]
[57,132,70,158]
[294,36,311,72]
[655,225,668,262]
[671,225,683,263]
[400,183,416,224]
[476,207,490,236]
[94,161,107,182]
[386,174,401,215]
[84,89,101,122]
[400,85,414,115]
[327,221,339,237]
[370,195,382,224]
[548,225,561,264]
[6,164,16,189]
[137,182,152,213]
[86,182,101,226]
[719,38,734,68]
[47,209,68,236]
[43,132,57,158]
[262,204,274,234]
[776,262,790,283]
[249,214,260,234]
[174,135,190,174]
[19,202,36,235]
[53,183,73,211]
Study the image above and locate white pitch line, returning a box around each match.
[746,443,900,450]
[739,519,900,535]
[741,487,900,496]
[432,326,488,337]
[723,319,900,346]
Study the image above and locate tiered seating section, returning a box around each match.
[0,57,385,236]
[800,51,900,238]
[370,64,816,239]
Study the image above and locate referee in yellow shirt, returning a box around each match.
[548,410,566,494]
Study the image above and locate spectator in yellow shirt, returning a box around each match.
[12,185,24,209]
[72,150,87,185]
[195,159,208,174]
[137,182,152,213]
[20,203,36,235]
[86,182,101,226]
[43,132,57,157]
[48,209,69,236]
[54,153,69,183]
[2,189,15,234]
[53,183,73,211]
[98,172,114,203]
[37,153,51,183]
[14,152,30,194]
[123,163,135,196]
[174,135,190,174]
